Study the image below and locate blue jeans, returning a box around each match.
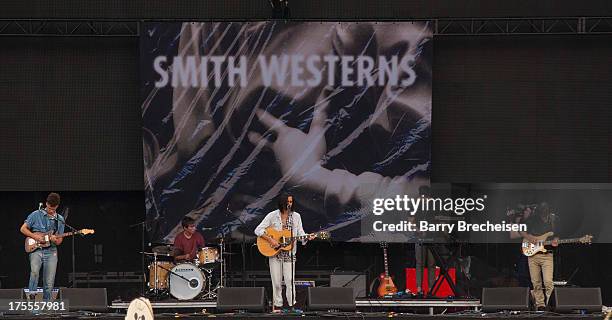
[28,248,58,300]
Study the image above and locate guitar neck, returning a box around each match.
[53,231,79,238]
[383,248,390,277]
[290,233,315,241]
[542,237,583,245]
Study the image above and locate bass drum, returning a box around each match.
[169,263,205,300]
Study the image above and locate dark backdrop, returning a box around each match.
[432,35,612,182]
[0,38,141,191]
[1,35,611,190]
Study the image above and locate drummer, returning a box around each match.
[173,217,205,263]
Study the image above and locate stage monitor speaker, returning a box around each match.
[217,287,265,312]
[330,274,366,298]
[307,287,355,311]
[24,288,59,300]
[0,289,23,299]
[60,288,108,312]
[551,287,601,313]
[482,287,530,312]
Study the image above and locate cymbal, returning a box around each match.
[149,242,173,247]
[152,245,175,255]
[140,251,173,257]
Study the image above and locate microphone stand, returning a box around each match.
[62,208,77,288]
[289,209,295,310]
[129,221,147,296]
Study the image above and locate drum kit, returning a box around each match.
[143,238,229,300]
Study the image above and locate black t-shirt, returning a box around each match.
[525,215,555,253]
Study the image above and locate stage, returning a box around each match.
[110,298,481,315]
[1,297,608,320]
[0,311,606,320]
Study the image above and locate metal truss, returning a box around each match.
[434,17,612,35]
[1,17,611,37]
[0,19,139,36]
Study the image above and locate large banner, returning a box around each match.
[141,22,432,242]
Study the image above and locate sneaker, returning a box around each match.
[290,307,303,314]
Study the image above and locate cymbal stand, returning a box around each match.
[200,267,217,300]
[219,237,226,288]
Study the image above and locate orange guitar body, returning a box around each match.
[376,242,398,297]
[377,274,398,297]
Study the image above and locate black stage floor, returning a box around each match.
[0,312,606,320]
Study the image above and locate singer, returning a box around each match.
[173,216,205,262]
[19,192,65,300]
[254,193,315,313]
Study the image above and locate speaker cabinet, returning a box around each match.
[60,288,108,312]
[307,287,355,311]
[23,288,59,300]
[217,287,265,312]
[330,274,366,298]
[551,287,601,313]
[0,289,23,299]
[482,287,530,312]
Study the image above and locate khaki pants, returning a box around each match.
[528,253,554,307]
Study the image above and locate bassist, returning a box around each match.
[20,192,65,300]
[520,202,558,311]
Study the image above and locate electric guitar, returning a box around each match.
[257,227,330,257]
[521,232,592,257]
[25,229,95,253]
[377,242,398,297]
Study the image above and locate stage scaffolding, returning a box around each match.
[1,17,612,37]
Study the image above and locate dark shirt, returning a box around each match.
[173,232,205,261]
[525,215,555,253]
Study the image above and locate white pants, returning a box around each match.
[269,257,296,307]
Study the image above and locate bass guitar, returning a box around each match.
[522,232,592,256]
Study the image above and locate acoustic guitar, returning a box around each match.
[257,227,329,257]
[521,232,592,257]
[25,229,95,253]
[377,242,398,297]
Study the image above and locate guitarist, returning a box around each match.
[19,192,65,301]
[254,193,315,313]
[519,202,558,311]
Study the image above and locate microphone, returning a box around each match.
[39,203,43,210]
[63,207,70,222]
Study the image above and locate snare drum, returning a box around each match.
[147,261,174,290]
[197,247,219,265]
[169,263,205,300]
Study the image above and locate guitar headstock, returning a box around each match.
[79,229,95,235]
[317,231,330,240]
[380,241,388,248]
[579,234,593,244]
